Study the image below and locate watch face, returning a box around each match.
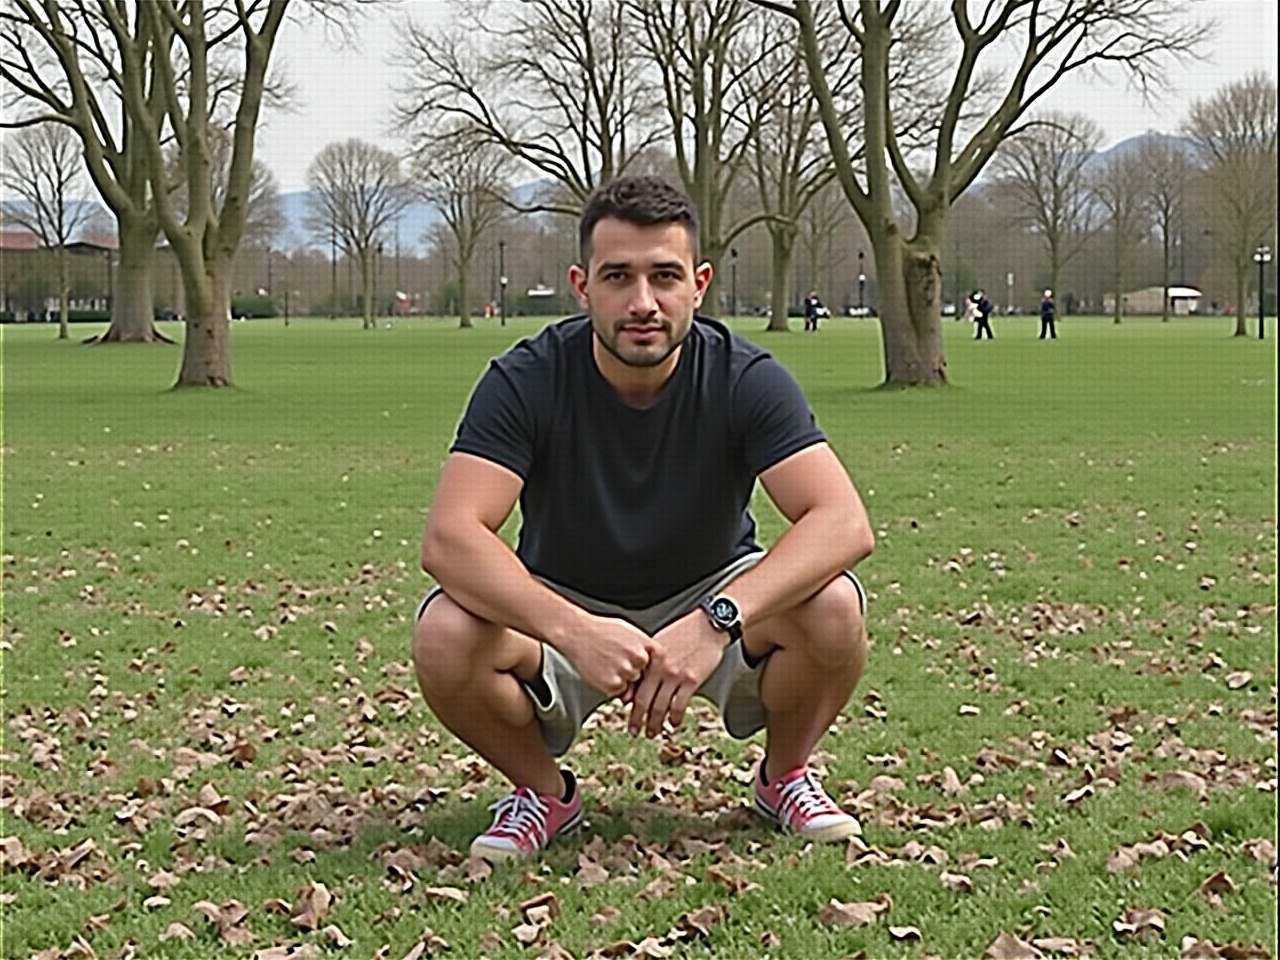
[710,597,739,625]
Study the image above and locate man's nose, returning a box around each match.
[628,278,658,316]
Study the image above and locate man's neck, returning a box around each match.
[592,337,682,409]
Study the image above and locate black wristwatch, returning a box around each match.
[699,594,743,643]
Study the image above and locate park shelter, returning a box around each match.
[1103,285,1203,316]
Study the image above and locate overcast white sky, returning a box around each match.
[261,0,1278,193]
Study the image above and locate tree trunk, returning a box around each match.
[765,226,796,332]
[57,248,70,341]
[361,252,375,329]
[86,217,172,345]
[457,270,472,329]
[880,241,947,386]
[1233,266,1248,336]
[1160,234,1171,322]
[175,263,233,387]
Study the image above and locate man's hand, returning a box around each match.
[561,615,654,699]
[627,611,727,738]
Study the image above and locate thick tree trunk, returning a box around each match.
[457,271,472,329]
[765,227,796,332]
[57,249,70,341]
[879,242,948,386]
[361,253,375,329]
[175,265,233,387]
[86,218,172,345]
[1233,268,1248,336]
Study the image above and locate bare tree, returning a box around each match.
[306,139,409,329]
[628,0,780,306]
[740,7,861,331]
[395,0,657,218]
[1,3,172,344]
[411,138,511,329]
[757,0,1210,385]
[1183,72,1278,337]
[1137,135,1193,321]
[1092,149,1150,323]
[991,112,1101,305]
[1,1,299,383]
[0,123,96,339]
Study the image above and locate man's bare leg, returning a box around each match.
[750,576,867,783]
[413,592,564,798]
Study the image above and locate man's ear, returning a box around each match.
[568,263,590,310]
[693,261,714,308]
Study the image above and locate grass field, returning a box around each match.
[1,315,1276,959]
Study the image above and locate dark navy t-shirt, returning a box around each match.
[451,316,825,607]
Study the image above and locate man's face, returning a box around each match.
[569,218,712,371]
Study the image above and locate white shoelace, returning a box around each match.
[778,771,839,821]
[486,789,549,847]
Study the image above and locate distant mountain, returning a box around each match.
[1087,131,1197,170]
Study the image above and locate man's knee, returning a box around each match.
[413,593,490,688]
[798,576,868,668]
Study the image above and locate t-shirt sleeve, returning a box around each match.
[450,361,537,480]
[733,355,826,476]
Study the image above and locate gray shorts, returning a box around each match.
[416,552,866,757]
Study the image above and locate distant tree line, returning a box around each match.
[3,1,1275,387]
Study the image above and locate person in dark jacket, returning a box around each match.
[803,291,827,332]
[972,291,994,339]
[1039,290,1057,339]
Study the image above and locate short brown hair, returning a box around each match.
[578,176,699,263]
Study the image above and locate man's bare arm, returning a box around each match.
[421,452,651,695]
[723,442,874,628]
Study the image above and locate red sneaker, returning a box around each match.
[754,762,862,842]
[469,772,583,862]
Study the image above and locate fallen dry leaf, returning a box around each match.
[984,931,1044,958]
[817,896,889,928]
[512,922,544,946]
[422,886,469,906]
[940,871,974,892]
[290,881,333,930]
[889,925,922,941]
[1114,907,1166,938]
[1030,936,1090,956]
[322,923,354,948]
[1198,870,1237,897]
[676,904,727,939]
[520,891,562,923]
[158,922,195,943]
[252,945,322,960]
[941,766,968,795]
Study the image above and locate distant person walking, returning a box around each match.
[803,291,827,332]
[971,291,994,340]
[1039,290,1057,339]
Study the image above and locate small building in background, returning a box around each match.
[1104,285,1203,316]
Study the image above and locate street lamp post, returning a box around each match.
[499,239,508,326]
[857,250,865,311]
[1255,245,1272,340]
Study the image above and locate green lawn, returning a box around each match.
[2,315,1275,959]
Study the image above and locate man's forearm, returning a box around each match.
[725,506,872,629]
[423,523,587,653]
